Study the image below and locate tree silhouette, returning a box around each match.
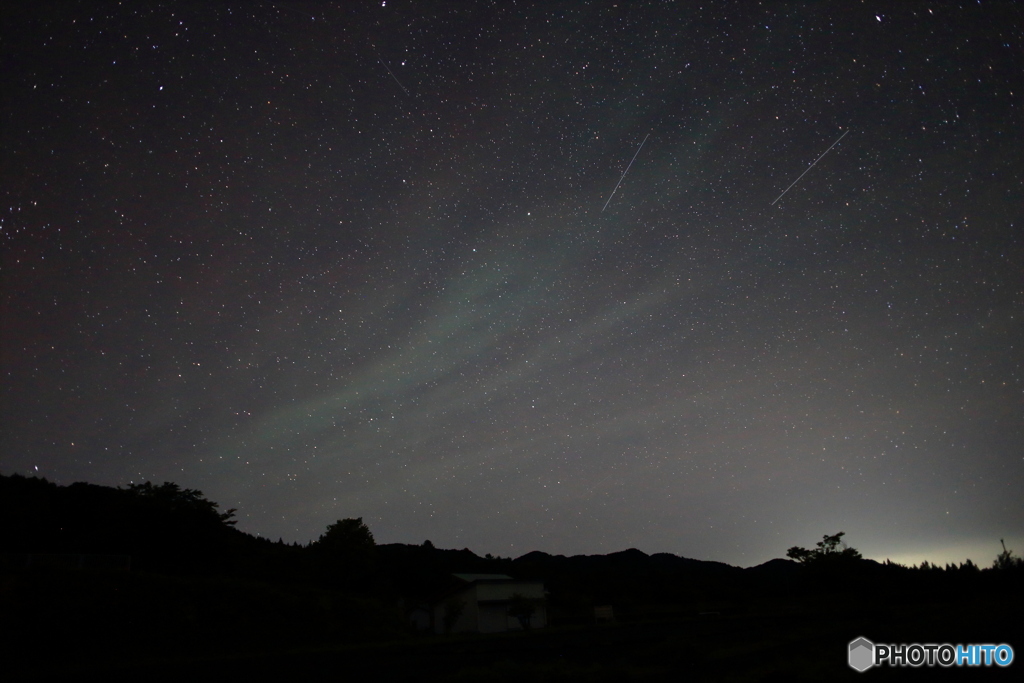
[312,517,376,586]
[992,539,1024,571]
[787,532,862,565]
[316,517,374,549]
[507,592,538,630]
[126,481,237,526]
[442,597,466,634]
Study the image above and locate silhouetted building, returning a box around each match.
[433,573,546,634]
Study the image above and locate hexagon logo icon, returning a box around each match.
[849,637,875,672]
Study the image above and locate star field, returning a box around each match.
[2,1,1022,567]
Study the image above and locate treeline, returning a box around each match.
[2,473,1021,674]
[0,474,403,674]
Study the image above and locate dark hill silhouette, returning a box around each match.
[2,473,1022,679]
[1,474,403,676]
[745,557,801,578]
[6,473,1019,595]
[0,473,259,576]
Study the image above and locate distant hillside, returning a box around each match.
[4,473,1022,681]
[3,472,1017,607]
[4,473,791,584]
[1,473,263,575]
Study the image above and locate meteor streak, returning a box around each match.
[378,54,410,96]
[602,134,650,212]
[771,129,849,205]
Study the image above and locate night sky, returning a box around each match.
[3,2,1022,568]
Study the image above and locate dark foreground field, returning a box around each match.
[4,475,1019,681]
[11,587,1019,682]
